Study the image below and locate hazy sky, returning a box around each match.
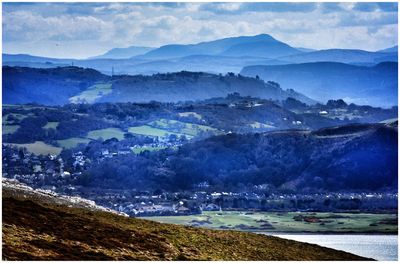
[2,2,398,58]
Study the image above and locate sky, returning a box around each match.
[2,2,398,58]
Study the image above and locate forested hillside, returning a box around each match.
[68,123,398,193]
[3,66,314,105]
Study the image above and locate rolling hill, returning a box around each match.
[2,179,370,260]
[2,66,108,105]
[241,61,398,107]
[130,123,397,192]
[3,66,316,105]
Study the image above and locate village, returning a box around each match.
[3,143,397,217]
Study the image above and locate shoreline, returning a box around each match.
[256,231,399,235]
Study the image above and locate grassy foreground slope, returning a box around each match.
[2,190,369,261]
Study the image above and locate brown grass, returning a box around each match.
[2,196,372,261]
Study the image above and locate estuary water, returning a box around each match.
[267,234,398,261]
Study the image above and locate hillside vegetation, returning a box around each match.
[82,123,397,192]
[3,66,314,105]
[2,186,369,261]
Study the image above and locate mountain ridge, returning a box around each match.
[277,48,397,65]
[138,34,302,59]
[3,66,316,105]
[91,46,155,59]
[241,61,398,107]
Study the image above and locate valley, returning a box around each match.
[2,13,398,260]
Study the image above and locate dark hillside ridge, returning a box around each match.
[62,123,397,193]
[2,66,108,105]
[241,62,398,107]
[2,185,370,260]
[3,66,315,105]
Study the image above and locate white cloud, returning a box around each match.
[2,2,398,58]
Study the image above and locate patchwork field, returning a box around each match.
[43,121,59,129]
[131,145,168,154]
[178,112,203,120]
[143,211,398,234]
[86,128,125,141]
[128,125,185,138]
[149,118,218,137]
[3,113,32,125]
[69,83,112,103]
[2,125,20,135]
[249,122,275,129]
[5,141,62,156]
[57,137,92,149]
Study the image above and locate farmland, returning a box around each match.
[128,125,185,138]
[2,125,20,135]
[178,111,203,120]
[43,121,59,129]
[5,141,62,155]
[149,118,218,136]
[143,211,398,234]
[127,118,219,139]
[57,137,92,149]
[69,83,112,103]
[86,128,125,141]
[131,145,168,154]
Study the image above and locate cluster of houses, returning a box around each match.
[3,144,397,217]
[2,146,87,188]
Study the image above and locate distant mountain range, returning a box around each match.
[90,46,155,59]
[277,48,397,65]
[138,34,302,59]
[3,66,315,105]
[241,62,398,107]
[3,34,397,74]
[379,45,398,53]
[3,34,397,107]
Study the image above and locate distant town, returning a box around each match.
[3,144,397,217]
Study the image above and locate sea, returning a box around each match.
[265,234,398,261]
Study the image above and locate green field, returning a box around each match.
[148,118,218,137]
[128,125,185,138]
[2,113,31,125]
[2,125,20,135]
[57,137,91,149]
[178,112,203,120]
[143,211,398,234]
[86,128,125,141]
[69,83,112,103]
[249,122,275,129]
[131,145,168,154]
[43,122,59,129]
[5,141,62,156]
